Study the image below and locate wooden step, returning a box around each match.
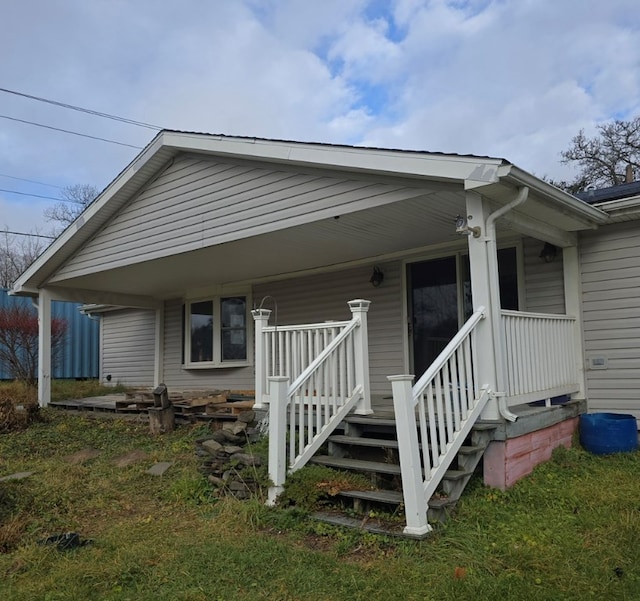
[338,489,403,504]
[311,455,401,475]
[328,434,399,449]
[342,415,397,428]
[441,469,474,481]
[311,511,426,539]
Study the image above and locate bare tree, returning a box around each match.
[44,184,99,229]
[0,304,67,386]
[0,229,47,289]
[560,116,640,191]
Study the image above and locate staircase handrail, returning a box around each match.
[389,306,488,537]
[287,317,360,398]
[412,306,486,403]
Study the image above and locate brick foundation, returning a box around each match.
[483,416,578,490]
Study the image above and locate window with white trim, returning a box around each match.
[183,296,249,368]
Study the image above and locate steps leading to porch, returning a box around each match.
[309,413,497,531]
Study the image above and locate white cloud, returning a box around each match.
[1,0,640,232]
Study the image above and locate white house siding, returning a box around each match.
[253,261,404,396]
[53,154,425,281]
[102,309,156,387]
[580,221,640,420]
[155,262,403,395]
[162,299,255,391]
[522,236,565,314]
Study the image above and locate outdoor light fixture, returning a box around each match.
[455,215,481,238]
[370,266,384,287]
[539,242,558,263]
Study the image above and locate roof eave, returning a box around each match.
[497,165,610,226]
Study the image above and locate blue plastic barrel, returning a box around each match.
[580,413,638,455]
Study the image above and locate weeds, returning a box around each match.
[0,397,639,600]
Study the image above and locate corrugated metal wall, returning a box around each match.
[0,289,99,380]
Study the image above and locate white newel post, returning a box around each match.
[37,288,52,408]
[267,376,289,506]
[252,308,272,410]
[465,191,500,420]
[388,375,432,536]
[348,299,372,415]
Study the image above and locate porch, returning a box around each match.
[253,292,584,536]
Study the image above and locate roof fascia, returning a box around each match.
[162,132,506,183]
[594,194,640,218]
[11,132,169,293]
[495,165,609,226]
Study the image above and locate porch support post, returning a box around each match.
[388,374,432,537]
[251,308,272,410]
[153,304,164,387]
[267,376,289,506]
[348,299,373,415]
[465,191,499,420]
[562,245,586,399]
[37,288,52,408]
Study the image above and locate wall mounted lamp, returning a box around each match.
[370,266,384,287]
[455,215,481,238]
[539,242,558,263]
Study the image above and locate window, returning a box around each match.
[183,296,249,368]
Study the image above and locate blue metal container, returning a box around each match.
[0,289,99,380]
[580,413,638,455]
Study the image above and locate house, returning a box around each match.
[12,131,619,536]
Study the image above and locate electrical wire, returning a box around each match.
[0,188,78,203]
[0,114,144,149]
[1,230,55,239]
[0,173,62,189]
[0,86,162,130]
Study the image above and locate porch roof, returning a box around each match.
[12,131,608,305]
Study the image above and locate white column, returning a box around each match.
[465,191,499,420]
[153,304,165,387]
[348,299,372,415]
[267,376,289,506]
[37,288,52,408]
[388,374,432,536]
[251,308,272,410]
[563,245,586,400]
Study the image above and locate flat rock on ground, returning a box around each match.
[0,471,34,482]
[146,462,173,476]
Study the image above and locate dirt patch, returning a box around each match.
[63,448,102,465]
[112,449,149,468]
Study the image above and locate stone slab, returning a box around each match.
[146,462,173,476]
[0,471,33,482]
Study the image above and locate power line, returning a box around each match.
[0,114,144,149]
[0,188,78,203]
[0,173,62,189]
[1,229,55,240]
[0,86,162,130]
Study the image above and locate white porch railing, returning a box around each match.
[388,307,489,537]
[262,300,372,505]
[500,310,579,405]
[253,310,356,409]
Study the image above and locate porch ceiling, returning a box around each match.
[47,192,469,300]
[45,182,601,304]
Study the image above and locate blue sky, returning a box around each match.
[1,0,640,236]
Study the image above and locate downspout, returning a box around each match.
[485,186,529,422]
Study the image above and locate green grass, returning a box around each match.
[1,403,639,600]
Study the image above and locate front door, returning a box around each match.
[408,248,518,379]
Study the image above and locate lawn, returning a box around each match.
[0,393,639,600]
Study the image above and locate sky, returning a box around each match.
[1,0,640,238]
